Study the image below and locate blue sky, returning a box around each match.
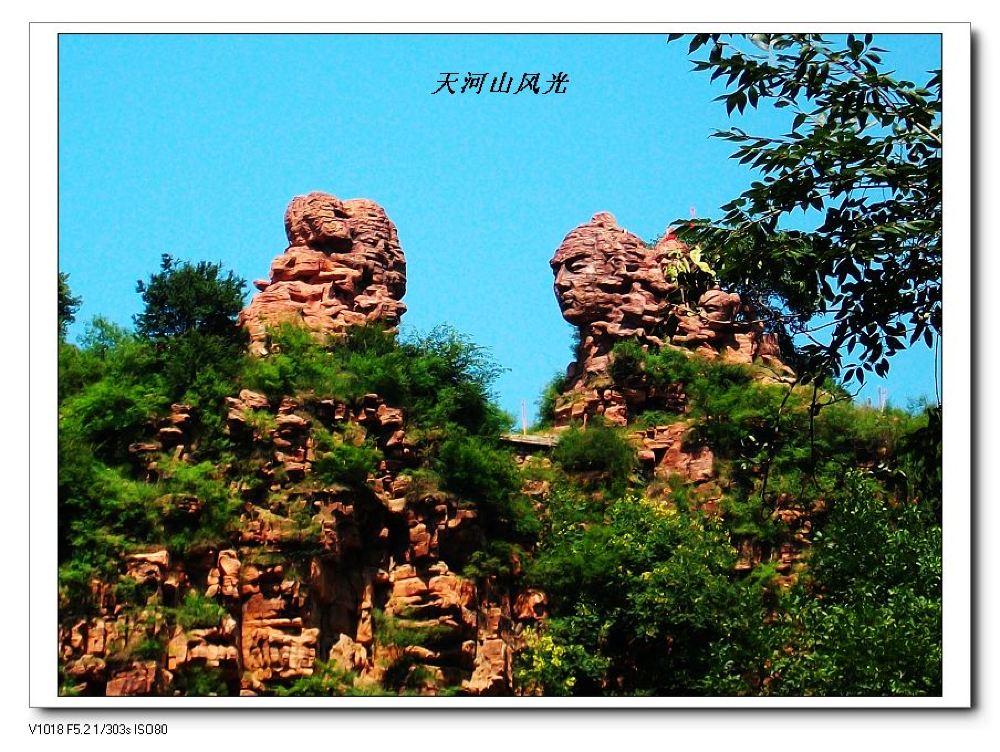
[59,33,942,421]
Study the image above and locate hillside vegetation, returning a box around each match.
[57,263,941,697]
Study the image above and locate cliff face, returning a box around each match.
[59,193,540,698]
[57,198,867,698]
[61,387,537,696]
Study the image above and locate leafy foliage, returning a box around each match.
[241,323,353,400]
[372,609,455,648]
[57,248,942,698]
[58,272,82,339]
[551,420,636,496]
[311,440,382,489]
[532,340,941,696]
[761,472,941,695]
[174,590,228,630]
[515,625,609,696]
[134,254,249,409]
[244,322,511,437]
[171,664,230,696]
[535,371,568,428]
[670,33,941,385]
[135,254,247,341]
[270,660,384,697]
[526,489,763,694]
[436,432,520,502]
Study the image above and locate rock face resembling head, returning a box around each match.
[550,212,692,386]
[550,211,680,334]
[240,192,407,355]
[548,211,788,427]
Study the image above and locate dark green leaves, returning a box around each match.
[58,272,82,340]
[670,34,941,386]
[135,254,247,341]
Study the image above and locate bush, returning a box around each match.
[156,459,241,554]
[552,421,635,495]
[171,664,229,696]
[58,559,102,618]
[174,590,227,630]
[58,452,162,590]
[271,661,379,697]
[372,609,454,648]
[609,339,646,383]
[394,325,511,436]
[514,625,609,696]
[244,322,511,437]
[536,371,569,428]
[59,377,170,463]
[526,492,760,694]
[436,433,520,503]
[131,634,167,661]
[241,323,353,400]
[312,441,381,489]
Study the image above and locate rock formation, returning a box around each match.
[61,192,538,698]
[239,192,407,355]
[549,211,788,428]
[64,380,543,696]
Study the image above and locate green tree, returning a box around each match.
[525,489,763,694]
[551,420,636,497]
[763,471,942,695]
[671,34,941,386]
[134,254,248,403]
[58,272,82,340]
[135,254,247,340]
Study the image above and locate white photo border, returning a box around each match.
[29,20,972,709]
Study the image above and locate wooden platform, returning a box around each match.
[499,432,560,448]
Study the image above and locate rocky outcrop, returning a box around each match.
[549,212,789,427]
[59,189,546,697]
[240,192,407,355]
[550,212,684,384]
[635,422,714,486]
[62,379,539,696]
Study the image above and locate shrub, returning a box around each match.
[156,459,241,554]
[536,371,569,428]
[372,609,454,648]
[552,421,635,495]
[271,661,375,697]
[174,590,227,630]
[171,664,229,696]
[436,433,520,503]
[131,634,167,661]
[394,325,511,436]
[514,625,608,696]
[526,493,758,694]
[243,322,511,437]
[609,339,645,383]
[58,559,102,618]
[58,456,162,585]
[113,575,159,610]
[381,656,439,694]
[59,378,170,463]
[241,323,353,400]
[312,441,381,489]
